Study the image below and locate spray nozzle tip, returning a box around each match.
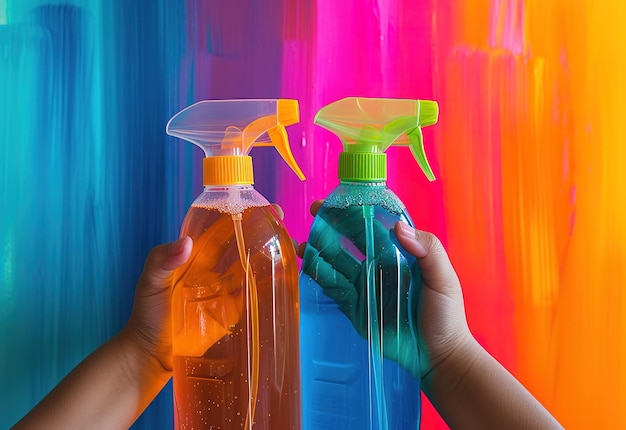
[418,100,438,127]
[277,99,300,126]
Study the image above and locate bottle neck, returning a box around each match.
[203,184,254,191]
[338,152,387,182]
[339,179,386,186]
[203,156,254,186]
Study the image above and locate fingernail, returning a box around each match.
[168,237,188,256]
[397,222,415,238]
[396,222,427,256]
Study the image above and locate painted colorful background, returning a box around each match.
[1,0,624,428]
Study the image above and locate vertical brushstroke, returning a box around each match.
[0,1,6,24]
[436,45,515,375]
[0,21,52,424]
[0,1,186,428]
[539,1,626,427]
[279,0,317,244]
[0,4,118,424]
[434,1,626,428]
[493,20,568,413]
[432,1,546,427]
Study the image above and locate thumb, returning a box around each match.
[138,236,193,292]
[394,222,460,295]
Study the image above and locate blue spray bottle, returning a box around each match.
[300,97,438,429]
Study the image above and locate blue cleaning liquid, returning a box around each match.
[300,183,422,430]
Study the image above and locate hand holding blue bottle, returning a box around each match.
[299,199,473,380]
[300,201,424,379]
[300,200,563,429]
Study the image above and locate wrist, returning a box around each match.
[421,333,563,429]
[117,325,172,387]
[421,331,481,397]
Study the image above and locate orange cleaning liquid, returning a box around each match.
[171,204,301,430]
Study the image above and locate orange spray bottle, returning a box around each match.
[166,99,305,429]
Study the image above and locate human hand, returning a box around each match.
[394,223,564,430]
[128,204,287,366]
[393,222,472,380]
[122,236,193,377]
[298,201,472,380]
[13,237,194,430]
[298,200,422,378]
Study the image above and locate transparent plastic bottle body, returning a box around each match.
[171,187,301,430]
[300,182,421,430]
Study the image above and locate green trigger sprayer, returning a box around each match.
[314,97,437,181]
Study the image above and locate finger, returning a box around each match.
[305,216,362,281]
[316,206,392,259]
[304,241,362,283]
[297,241,306,258]
[299,200,339,260]
[271,203,284,220]
[300,251,359,311]
[392,223,426,258]
[352,214,394,257]
[139,237,193,292]
[310,199,324,216]
[394,222,460,294]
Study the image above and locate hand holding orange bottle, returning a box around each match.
[13,236,192,430]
